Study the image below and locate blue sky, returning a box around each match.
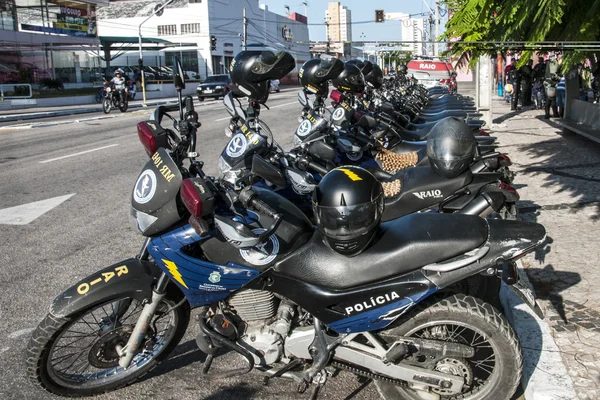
[259,0,441,41]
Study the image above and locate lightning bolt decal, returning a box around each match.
[162,259,189,289]
[338,168,363,181]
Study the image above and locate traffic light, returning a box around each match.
[210,35,217,51]
[375,10,384,23]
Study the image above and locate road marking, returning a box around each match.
[0,194,75,225]
[39,144,119,164]
[213,101,298,122]
[7,328,34,339]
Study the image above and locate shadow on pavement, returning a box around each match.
[516,132,600,220]
[492,107,529,124]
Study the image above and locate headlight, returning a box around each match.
[218,156,232,177]
[130,207,158,234]
[215,85,223,89]
[293,134,302,146]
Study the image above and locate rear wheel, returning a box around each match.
[26,296,189,397]
[375,294,522,400]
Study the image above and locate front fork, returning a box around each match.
[117,239,169,368]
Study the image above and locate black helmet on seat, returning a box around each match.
[230,48,295,103]
[312,166,384,256]
[397,64,407,74]
[346,59,374,77]
[332,63,365,93]
[427,117,477,179]
[365,64,384,89]
[299,57,344,96]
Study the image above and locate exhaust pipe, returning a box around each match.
[459,192,505,217]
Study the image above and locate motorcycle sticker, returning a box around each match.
[296,119,312,137]
[226,133,247,158]
[239,228,280,266]
[208,271,221,283]
[133,169,157,204]
[413,190,443,200]
[332,107,345,121]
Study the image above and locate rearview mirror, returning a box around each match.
[173,56,185,91]
[297,89,308,106]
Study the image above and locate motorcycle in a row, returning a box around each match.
[27,50,545,400]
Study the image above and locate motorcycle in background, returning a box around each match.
[103,83,128,114]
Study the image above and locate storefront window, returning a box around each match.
[0,0,17,31]
[16,0,97,38]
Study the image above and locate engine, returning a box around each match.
[225,289,295,366]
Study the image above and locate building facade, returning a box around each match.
[325,2,351,43]
[385,12,426,56]
[0,0,108,85]
[97,0,310,80]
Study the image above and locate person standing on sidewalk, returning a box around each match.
[544,57,560,119]
[556,75,566,117]
[508,59,521,111]
[520,59,533,107]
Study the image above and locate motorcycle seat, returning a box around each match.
[382,167,473,221]
[273,213,488,290]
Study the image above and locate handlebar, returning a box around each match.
[237,187,283,243]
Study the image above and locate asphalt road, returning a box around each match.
[0,89,383,400]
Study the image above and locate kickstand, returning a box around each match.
[263,358,305,386]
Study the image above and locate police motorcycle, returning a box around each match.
[387,66,480,117]
[103,70,129,114]
[293,59,511,181]
[28,51,546,400]
[219,54,518,227]
[326,62,493,146]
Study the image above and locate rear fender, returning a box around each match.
[50,258,163,318]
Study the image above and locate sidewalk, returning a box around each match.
[490,97,600,399]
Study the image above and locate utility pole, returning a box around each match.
[435,1,440,56]
[138,0,173,107]
[242,8,247,50]
[303,1,308,17]
[428,15,434,56]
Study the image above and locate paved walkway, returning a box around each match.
[490,97,600,399]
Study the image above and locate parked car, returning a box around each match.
[196,74,232,101]
[407,58,455,90]
[269,79,280,93]
[0,64,20,83]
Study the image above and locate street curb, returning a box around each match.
[500,263,577,400]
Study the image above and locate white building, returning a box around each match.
[97,0,310,80]
[385,12,426,56]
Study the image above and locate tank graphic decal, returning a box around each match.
[239,228,280,266]
[148,224,260,307]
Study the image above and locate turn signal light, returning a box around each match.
[137,122,157,157]
[180,178,203,217]
[330,90,342,103]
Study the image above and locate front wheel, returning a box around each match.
[102,98,111,114]
[119,98,128,112]
[26,295,189,397]
[375,294,522,400]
